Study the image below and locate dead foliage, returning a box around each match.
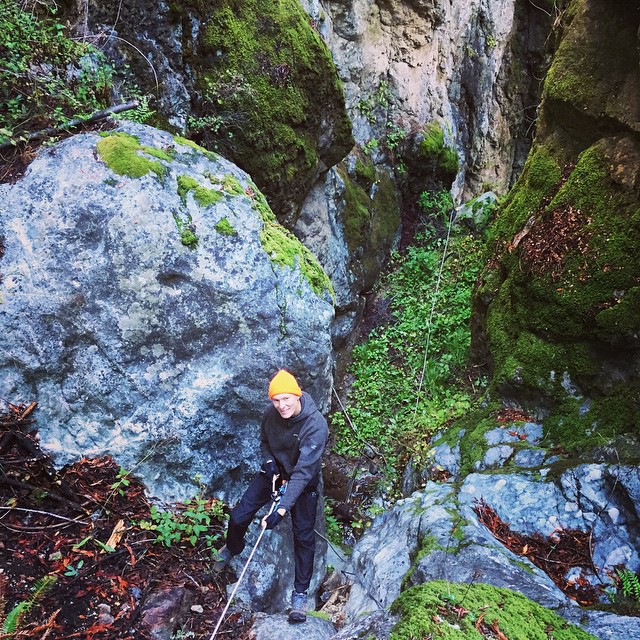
[505,162,596,282]
[495,408,534,424]
[516,204,592,281]
[0,401,253,640]
[473,498,600,605]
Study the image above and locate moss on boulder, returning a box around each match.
[390,581,597,640]
[186,0,354,219]
[474,0,640,454]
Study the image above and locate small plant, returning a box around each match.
[323,499,344,547]
[138,496,227,556]
[111,466,131,496]
[617,568,640,601]
[63,560,85,577]
[1,574,57,634]
[118,95,156,124]
[609,567,640,612]
[362,138,379,156]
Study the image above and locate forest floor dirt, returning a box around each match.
[0,400,252,640]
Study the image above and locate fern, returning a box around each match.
[616,567,640,603]
[1,574,57,633]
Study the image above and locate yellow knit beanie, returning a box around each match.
[268,370,302,399]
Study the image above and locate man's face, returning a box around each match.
[271,393,302,419]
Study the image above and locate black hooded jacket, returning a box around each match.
[260,391,328,512]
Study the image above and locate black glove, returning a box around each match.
[260,459,278,476]
[263,510,284,530]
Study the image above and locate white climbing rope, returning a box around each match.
[208,478,283,640]
[413,206,457,416]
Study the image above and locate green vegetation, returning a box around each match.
[185,0,353,210]
[215,217,238,236]
[176,174,223,207]
[479,137,640,452]
[338,164,401,268]
[138,496,226,557]
[331,191,485,475]
[96,131,169,179]
[543,0,637,123]
[0,0,135,146]
[1,574,57,634]
[357,79,392,124]
[390,581,597,640]
[609,568,640,614]
[251,187,334,298]
[420,122,459,176]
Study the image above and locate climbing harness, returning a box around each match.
[207,476,287,640]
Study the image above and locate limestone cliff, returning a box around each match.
[305,0,555,199]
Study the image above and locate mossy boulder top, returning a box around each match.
[0,122,334,504]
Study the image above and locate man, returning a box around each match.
[219,369,329,623]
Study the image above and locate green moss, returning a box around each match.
[144,146,175,162]
[251,186,333,298]
[206,172,246,196]
[368,170,401,269]
[391,581,597,640]
[420,122,459,176]
[355,156,377,188]
[96,132,168,179]
[484,144,562,248]
[338,165,400,258]
[178,227,198,247]
[543,0,638,123]
[215,217,237,236]
[260,221,333,298]
[339,166,371,251]
[480,134,640,452]
[173,135,218,161]
[189,0,353,212]
[544,388,640,450]
[176,174,223,207]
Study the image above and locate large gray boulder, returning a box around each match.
[340,468,640,640]
[0,121,334,504]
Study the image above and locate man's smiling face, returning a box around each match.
[271,393,302,419]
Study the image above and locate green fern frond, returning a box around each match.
[28,575,57,605]
[616,567,640,602]
[2,601,30,634]
[1,574,58,633]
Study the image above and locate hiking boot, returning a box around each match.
[211,545,235,572]
[288,590,308,623]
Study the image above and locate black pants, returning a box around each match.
[226,473,319,593]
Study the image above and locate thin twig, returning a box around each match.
[0,100,140,151]
[0,505,89,525]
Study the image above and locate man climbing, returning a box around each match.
[218,369,329,623]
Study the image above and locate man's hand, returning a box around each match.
[260,459,278,476]
[262,508,286,530]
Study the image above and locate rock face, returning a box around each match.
[472,0,640,452]
[338,431,640,640]
[0,122,334,504]
[310,0,554,199]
